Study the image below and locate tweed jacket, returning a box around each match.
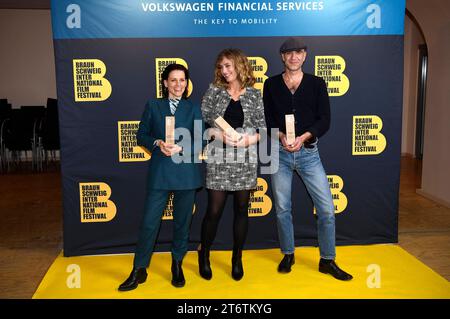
[200,84,266,190]
[201,84,266,134]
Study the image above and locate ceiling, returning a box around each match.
[0,0,50,9]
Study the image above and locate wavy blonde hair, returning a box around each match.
[213,48,256,89]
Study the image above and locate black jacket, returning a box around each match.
[263,73,330,139]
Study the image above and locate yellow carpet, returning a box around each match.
[33,245,450,299]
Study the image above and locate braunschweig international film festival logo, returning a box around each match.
[79,182,117,222]
[248,177,272,217]
[314,175,348,214]
[247,57,268,92]
[352,115,387,155]
[73,59,112,102]
[118,121,151,162]
[315,55,349,96]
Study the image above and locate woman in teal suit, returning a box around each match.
[118,64,203,290]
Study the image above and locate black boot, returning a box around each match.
[171,259,186,288]
[198,248,212,280]
[118,267,147,291]
[278,254,295,273]
[231,249,244,281]
[319,259,353,281]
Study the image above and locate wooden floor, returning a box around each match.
[398,157,450,281]
[0,157,449,298]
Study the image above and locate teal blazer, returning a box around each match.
[137,98,204,190]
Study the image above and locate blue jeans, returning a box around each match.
[271,141,336,260]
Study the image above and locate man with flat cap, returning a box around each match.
[263,37,353,281]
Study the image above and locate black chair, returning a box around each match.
[0,99,11,121]
[41,98,60,168]
[3,106,45,171]
[23,106,46,171]
[0,99,12,172]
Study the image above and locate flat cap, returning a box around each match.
[279,37,307,54]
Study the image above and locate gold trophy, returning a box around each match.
[165,116,175,144]
[285,114,296,145]
[214,116,243,142]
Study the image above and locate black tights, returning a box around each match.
[200,189,251,251]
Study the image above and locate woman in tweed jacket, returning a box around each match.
[198,48,266,281]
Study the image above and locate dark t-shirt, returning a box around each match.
[223,99,244,129]
[221,99,244,147]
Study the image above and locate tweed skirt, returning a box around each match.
[205,146,258,191]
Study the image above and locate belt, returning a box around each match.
[303,136,318,149]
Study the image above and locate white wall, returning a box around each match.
[0,9,56,108]
[407,0,450,207]
[402,15,425,156]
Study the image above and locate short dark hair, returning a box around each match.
[161,63,190,99]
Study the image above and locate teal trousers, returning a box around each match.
[133,189,196,268]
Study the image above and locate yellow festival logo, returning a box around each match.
[328,175,348,214]
[352,115,387,155]
[118,121,151,162]
[247,57,268,92]
[155,58,193,98]
[163,192,196,220]
[79,182,117,222]
[314,175,348,214]
[248,177,272,217]
[315,55,349,96]
[73,59,112,102]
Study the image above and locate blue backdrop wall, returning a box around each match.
[50,0,406,256]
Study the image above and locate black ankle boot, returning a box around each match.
[198,248,212,280]
[171,259,185,288]
[319,259,353,281]
[231,249,244,281]
[278,254,295,273]
[118,267,147,291]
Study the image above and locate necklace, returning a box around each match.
[283,71,303,93]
